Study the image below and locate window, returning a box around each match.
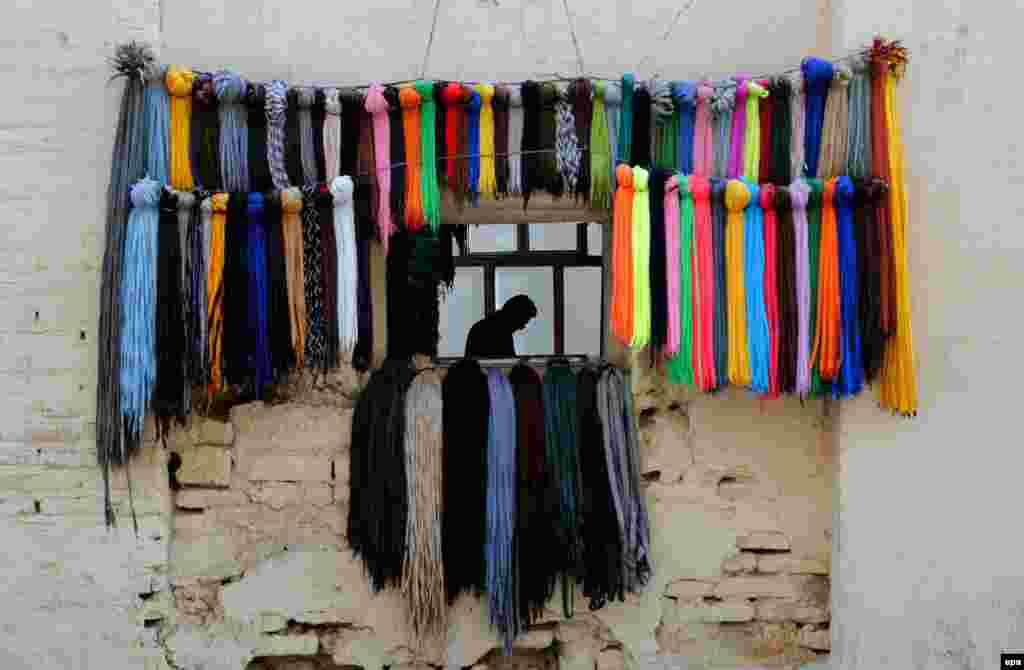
[438,222,606,358]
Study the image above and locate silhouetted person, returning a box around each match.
[465,295,538,358]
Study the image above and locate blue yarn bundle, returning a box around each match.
[214,70,250,191]
[485,368,518,654]
[467,89,482,206]
[246,193,272,397]
[143,70,170,183]
[120,178,161,450]
[618,73,634,163]
[744,181,770,393]
[675,81,697,174]
[800,57,834,178]
[836,177,864,397]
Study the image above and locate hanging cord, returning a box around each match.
[245,193,272,397]
[324,88,342,180]
[846,55,872,179]
[330,177,358,356]
[589,81,612,208]
[744,182,770,394]
[365,85,395,251]
[692,176,717,391]
[630,166,651,349]
[667,174,694,386]
[402,369,447,641]
[725,179,752,387]
[506,84,524,195]
[789,72,806,182]
[618,74,634,164]
[399,85,426,228]
[728,77,750,178]
[296,87,319,185]
[801,57,834,177]
[761,184,780,396]
[775,186,798,394]
[664,174,681,356]
[675,81,697,174]
[279,188,306,367]
[711,178,729,388]
[604,81,622,173]
[165,66,195,189]
[811,178,841,382]
[790,179,812,395]
[120,178,161,454]
[817,66,851,178]
[466,88,482,206]
[143,67,171,184]
[610,164,635,345]
[555,85,582,195]
[486,368,520,654]
[418,80,442,230]
[570,78,592,202]
[474,83,497,199]
[214,71,250,191]
[710,85,734,178]
[266,80,292,190]
[836,176,863,397]
[743,80,769,181]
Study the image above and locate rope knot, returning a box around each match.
[165,66,194,98]
[711,177,727,205]
[211,192,229,213]
[324,88,341,115]
[507,83,522,108]
[247,192,264,214]
[266,80,289,124]
[690,175,711,202]
[295,86,317,109]
[665,173,680,196]
[442,82,465,107]
[213,71,247,105]
[280,187,303,213]
[176,191,196,211]
[775,186,792,213]
[866,177,889,202]
[201,196,213,216]
[604,81,622,108]
[615,164,633,190]
[246,82,266,110]
[836,175,855,208]
[801,57,835,94]
[789,179,809,211]
[652,80,674,119]
[632,166,649,192]
[415,79,435,102]
[399,86,422,110]
[193,74,215,107]
[494,84,510,111]
[710,86,732,116]
[476,82,495,104]
[748,80,769,99]
[330,176,354,205]
[466,89,481,112]
[677,173,690,196]
[725,179,751,212]
[365,84,389,116]
[759,183,776,210]
[130,178,162,208]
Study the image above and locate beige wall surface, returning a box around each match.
[832,1,1024,668]
[0,1,844,669]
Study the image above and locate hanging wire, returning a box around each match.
[560,0,587,76]
[420,0,443,78]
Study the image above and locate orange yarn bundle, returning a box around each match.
[400,86,425,230]
[611,165,635,345]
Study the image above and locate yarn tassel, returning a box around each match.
[466,88,482,206]
[245,193,272,396]
[165,66,195,190]
[758,81,774,184]
[296,87,319,185]
[744,183,770,394]
[206,193,228,390]
[775,186,798,394]
[331,177,358,356]
[365,85,395,251]
[811,178,841,383]
[618,74,634,163]
[630,167,651,349]
[474,83,497,199]
[506,84,524,195]
[610,165,635,345]
[538,84,563,198]
[555,87,582,195]
[836,176,863,397]
[190,196,209,388]
[221,194,250,386]
[486,368,519,654]
[801,58,834,177]
[789,72,806,182]
[247,84,273,192]
[630,87,652,168]
[400,86,426,228]
[263,192,293,378]
[324,89,342,181]
[191,74,221,190]
[761,185,780,396]
[301,186,326,370]
[846,56,873,179]
[817,67,851,178]
[859,178,889,383]
[791,180,812,395]
[648,169,670,358]
[285,88,305,187]
[418,80,442,229]
[590,82,613,209]
[340,90,363,180]
[725,179,752,387]
[692,176,716,391]
[319,184,340,373]
[676,82,697,175]
[153,188,186,424]
[312,89,327,183]
[728,78,750,178]
[743,81,769,181]
[694,84,715,177]
[280,188,306,367]
[214,71,249,191]
[385,87,406,220]
[266,80,292,190]
[664,175,681,356]
[668,175,694,386]
[806,179,825,394]
[570,78,592,202]
[120,178,161,450]
[711,179,730,387]
[604,82,622,172]
[770,77,793,186]
[652,81,676,170]
[494,85,511,197]
[143,67,170,184]
[711,86,734,178]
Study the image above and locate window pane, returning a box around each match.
[468,224,516,253]
[564,267,602,356]
[587,222,604,256]
[439,267,485,357]
[529,223,578,251]
[496,267,554,356]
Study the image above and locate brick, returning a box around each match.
[799,626,831,651]
[194,418,234,446]
[246,454,333,483]
[303,483,333,507]
[669,600,756,624]
[175,488,248,510]
[721,552,757,574]
[666,579,717,600]
[597,648,626,670]
[175,445,232,487]
[249,482,302,510]
[257,613,289,633]
[253,633,319,657]
[714,576,819,600]
[757,554,829,575]
[755,600,830,624]
[736,531,790,551]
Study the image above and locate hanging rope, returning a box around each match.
[279,188,306,367]
[418,80,442,230]
[811,178,841,383]
[486,368,519,654]
[649,169,670,359]
[744,182,770,394]
[630,166,652,349]
[711,86,734,179]
[120,178,161,452]
[365,85,395,251]
[555,87,582,195]
[817,66,851,178]
[846,55,872,179]
[399,85,426,228]
[728,78,749,178]
[618,74,634,163]
[790,179,812,395]
[165,66,194,189]
[789,72,806,182]
[295,87,319,185]
[801,57,833,177]
[761,184,780,396]
[692,176,716,391]
[743,80,769,181]
[668,175,694,386]
[770,76,793,186]
[664,174,681,356]
[611,165,635,345]
[725,179,752,387]
[214,70,249,191]
[590,81,613,208]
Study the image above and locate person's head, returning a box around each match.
[500,294,537,332]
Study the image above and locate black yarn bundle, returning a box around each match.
[349,359,417,591]
[222,193,249,388]
[264,191,294,378]
[386,229,444,361]
[631,87,652,167]
[441,359,490,603]
[247,83,273,192]
[192,74,222,190]
[153,189,186,426]
[285,87,305,187]
[649,168,671,359]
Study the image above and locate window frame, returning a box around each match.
[449,222,606,358]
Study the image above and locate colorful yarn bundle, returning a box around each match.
[365,85,394,251]
[280,188,306,367]
[466,87,482,206]
[418,80,442,230]
[744,182,770,394]
[590,81,613,208]
[725,179,752,386]
[676,82,698,175]
[667,175,694,386]
[664,175,682,356]
[630,167,651,349]
[330,177,358,356]
[743,81,769,182]
[610,165,635,344]
[400,85,425,229]
[506,84,523,195]
[761,184,780,395]
[812,178,841,382]
[214,70,249,191]
[165,66,194,189]
[791,179,812,395]
[801,58,834,178]
[474,83,497,200]
[618,74,634,163]
[486,368,519,653]
[836,176,863,397]
[604,81,622,171]
[729,78,750,178]
[245,192,272,397]
[692,176,716,391]
[555,87,582,195]
[818,66,851,178]
[775,186,798,394]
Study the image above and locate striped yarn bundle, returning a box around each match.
[266,80,291,190]
[296,87,319,185]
